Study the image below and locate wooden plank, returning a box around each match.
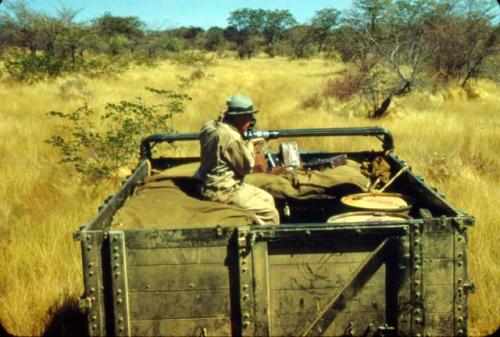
[423,259,454,285]
[423,231,453,259]
[425,285,454,313]
[270,282,386,316]
[268,241,379,258]
[425,313,454,337]
[269,251,370,265]
[252,242,271,337]
[302,239,389,337]
[127,246,227,266]
[269,261,385,291]
[272,311,385,337]
[125,228,231,249]
[130,317,232,336]
[127,264,229,292]
[128,290,230,320]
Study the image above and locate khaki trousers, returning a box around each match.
[205,183,280,225]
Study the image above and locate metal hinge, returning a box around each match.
[463,280,476,294]
[78,297,93,313]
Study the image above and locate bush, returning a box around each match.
[168,50,216,67]
[323,71,364,101]
[46,87,191,182]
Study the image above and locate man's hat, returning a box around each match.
[224,95,259,115]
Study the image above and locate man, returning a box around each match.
[197,95,280,225]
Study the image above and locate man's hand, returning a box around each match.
[251,137,266,154]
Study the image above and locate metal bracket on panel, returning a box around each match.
[237,227,255,336]
[81,231,106,337]
[410,221,424,337]
[453,221,469,336]
[108,230,131,336]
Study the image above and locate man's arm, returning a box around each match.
[224,139,255,176]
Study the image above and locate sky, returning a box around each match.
[18,0,354,29]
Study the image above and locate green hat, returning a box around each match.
[224,95,259,115]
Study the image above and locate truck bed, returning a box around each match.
[75,127,474,336]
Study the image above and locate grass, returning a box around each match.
[0,56,498,336]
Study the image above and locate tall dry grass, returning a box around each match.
[0,57,498,335]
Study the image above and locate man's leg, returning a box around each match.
[229,184,280,225]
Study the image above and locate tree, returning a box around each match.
[262,10,297,44]
[339,0,442,117]
[286,25,317,59]
[226,8,266,58]
[424,0,499,86]
[93,13,144,54]
[311,8,340,52]
[205,26,226,52]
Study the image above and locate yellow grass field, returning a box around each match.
[0,57,499,336]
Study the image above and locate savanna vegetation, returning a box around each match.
[0,0,499,336]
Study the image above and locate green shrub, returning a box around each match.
[168,50,216,67]
[46,87,191,182]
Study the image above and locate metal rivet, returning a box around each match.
[305,230,311,236]
[242,284,248,291]
[114,263,120,269]
[458,278,463,283]
[118,316,124,322]
[87,245,92,251]
[92,315,97,321]
[415,291,421,298]
[88,271,94,277]
[114,253,119,260]
[457,236,462,241]
[115,272,121,278]
[241,260,247,265]
[119,326,124,332]
[415,265,420,270]
[117,289,122,294]
[86,235,91,241]
[243,312,250,319]
[242,294,249,301]
[117,298,123,304]
[242,267,247,273]
[457,317,463,323]
[458,252,463,258]
[92,324,98,329]
[458,261,463,267]
[458,330,464,335]
[113,247,119,252]
[415,317,422,323]
[90,287,96,293]
[243,321,249,329]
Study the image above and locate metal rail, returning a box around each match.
[140,127,394,160]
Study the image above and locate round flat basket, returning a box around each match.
[341,192,412,213]
[327,211,410,224]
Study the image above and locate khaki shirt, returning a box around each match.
[198,120,255,195]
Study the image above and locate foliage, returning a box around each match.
[227,8,297,58]
[45,87,191,182]
[168,50,216,66]
[311,8,340,52]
